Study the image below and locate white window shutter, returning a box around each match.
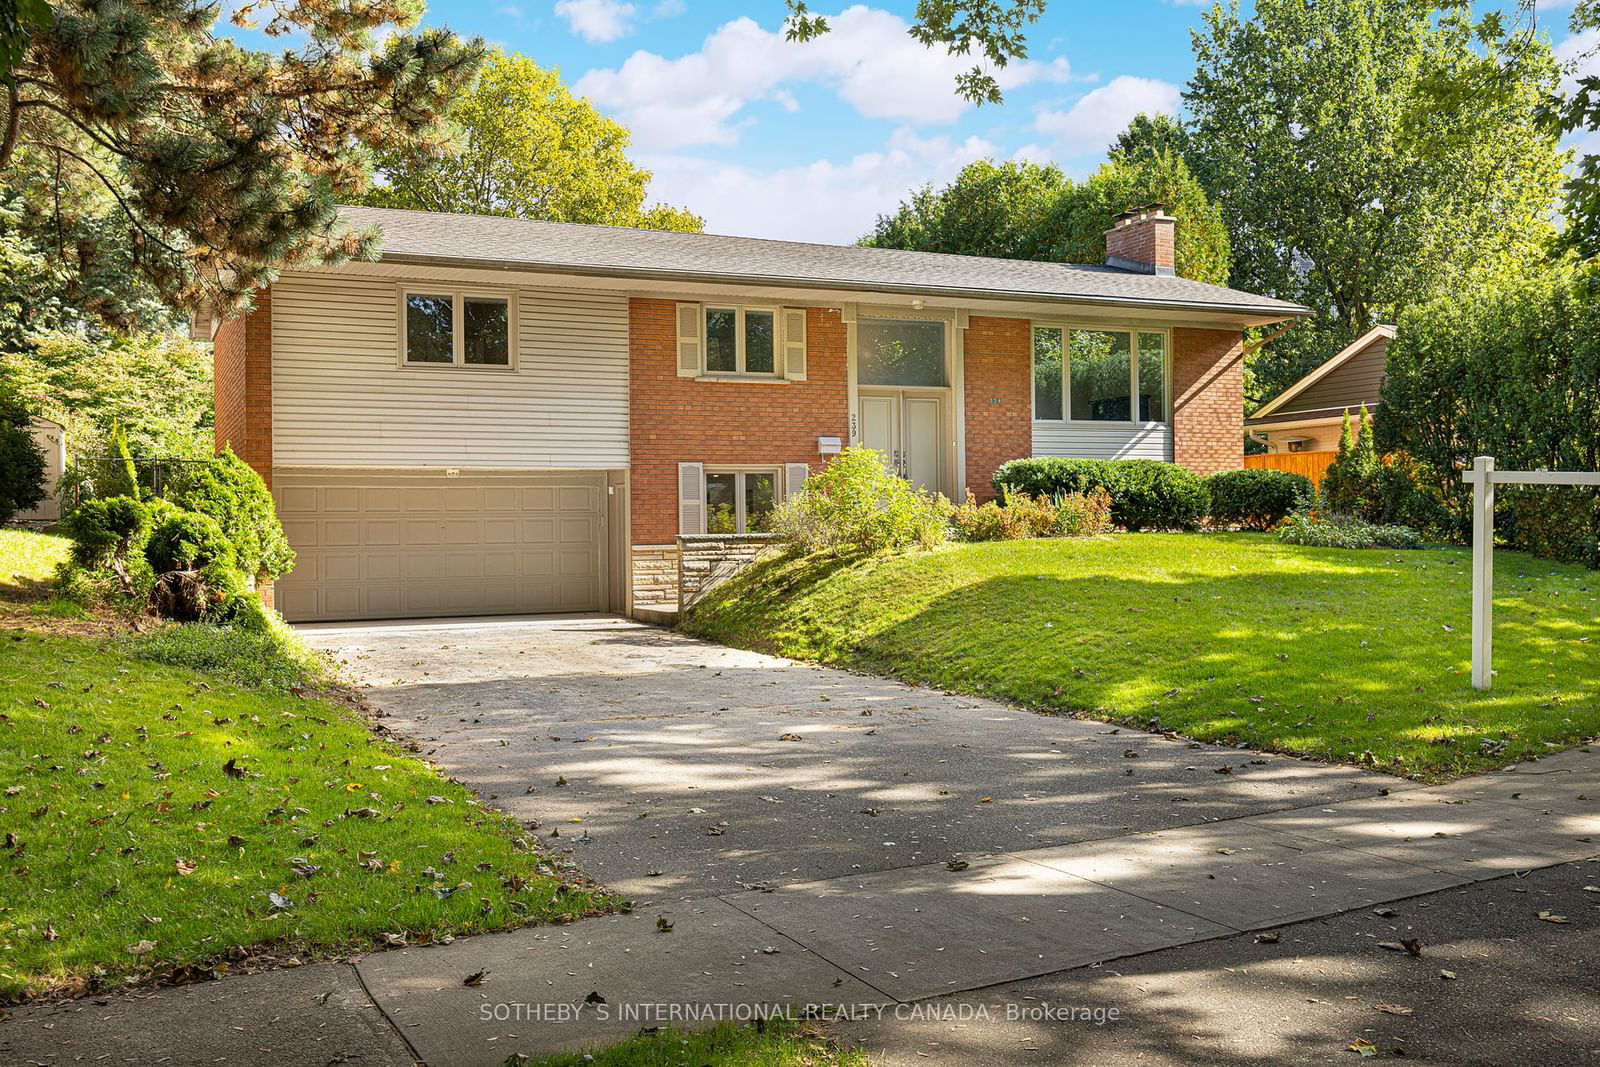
[678,462,705,535]
[781,307,807,381]
[676,303,702,377]
[785,463,810,497]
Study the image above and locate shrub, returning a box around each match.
[992,458,1208,532]
[61,495,150,571]
[145,511,236,572]
[0,391,47,523]
[1055,486,1114,536]
[770,446,950,554]
[1205,469,1313,530]
[951,490,1054,541]
[1504,486,1600,568]
[1321,406,1382,519]
[165,448,294,579]
[1277,512,1422,550]
[208,591,277,633]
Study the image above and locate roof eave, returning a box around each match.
[371,250,1313,324]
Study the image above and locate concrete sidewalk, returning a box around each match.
[4,747,1594,1067]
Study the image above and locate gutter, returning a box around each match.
[372,251,1315,322]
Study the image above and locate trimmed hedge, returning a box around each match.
[992,458,1210,532]
[1205,469,1313,530]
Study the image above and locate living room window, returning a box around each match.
[1032,326,1168,423]
[704,469,778,533]
[401,290,513,368]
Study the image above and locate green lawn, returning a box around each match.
[685,534,1599,780]
[0,531,614,1000]
[514,1021,867,1066]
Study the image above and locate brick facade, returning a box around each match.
[1172,327,1245,475]
[627,298,848,547]
[212,287,273,489]
[962,315,1033,501]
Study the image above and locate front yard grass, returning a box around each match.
[0,531,613,1001]
[516,1021,868,1066]
[684,534,1599,779]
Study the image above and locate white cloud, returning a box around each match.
[1556,28,1600,94]
[575,6,1074,150]
[640,127,997,242]
[555,0,637,43]
[1034,75,1182,155]
[651,0,685,16]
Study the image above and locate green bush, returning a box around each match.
[165,447,294,579]
[1054,486,1114,536]
[60,495,150,570]
[992,458,1208,532]
[770,446,950,554]
[207,591,275,633]
[145,511,235,572]
[1277,512,1422,550]
[1205,469,1313,530]
[0,390,47,523]
[1321,407,1382,519]
[1504,486,1600,568]
[1379,264,1600,563]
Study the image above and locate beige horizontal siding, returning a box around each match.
[1290,337,1388,413]
[271,271,629,469]
[1032,422,1173,461]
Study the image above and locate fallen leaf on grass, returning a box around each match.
[43,924,58,942]
[222,758,246,780]
[174,858,197,876]
[268,892,293,911]
[1347,1039,1378,1057]
[463,969,488,987]
[126,940,156,955]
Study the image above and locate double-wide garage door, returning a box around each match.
[273,471,607,623]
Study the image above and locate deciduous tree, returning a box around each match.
[362,49,701,232]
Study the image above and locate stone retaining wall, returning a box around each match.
[678,534,775,611]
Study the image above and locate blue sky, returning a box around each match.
[394,0,1588,243]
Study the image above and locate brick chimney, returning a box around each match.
[1105,204,1176,277]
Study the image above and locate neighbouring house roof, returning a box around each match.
[1248,324,1395,424]
[336,206,1312,321]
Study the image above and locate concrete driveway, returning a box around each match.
[301,614,1399,901]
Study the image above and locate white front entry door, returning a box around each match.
[857,390,946,495]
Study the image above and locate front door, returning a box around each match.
[857,389,946,494]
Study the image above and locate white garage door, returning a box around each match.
[273,471,607,622]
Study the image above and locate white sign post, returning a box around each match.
[1462,455,1600,691]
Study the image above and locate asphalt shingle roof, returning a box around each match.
[339,205,1309,319]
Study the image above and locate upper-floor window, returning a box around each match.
[704,306,777,376]
[1032,326,1167,423]
[402,290,513,368]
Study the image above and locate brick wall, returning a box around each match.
[628,298,848,547]
[212,287,273,489]
[1172,326,1245,474]
[962,315,1033,501]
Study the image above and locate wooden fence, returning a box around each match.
[1244,450,1337,485]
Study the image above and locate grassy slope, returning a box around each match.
[0,531,612,1000]
[519,1021,868,1066]
[685,534,1599,779]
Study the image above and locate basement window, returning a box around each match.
[705,470,778,534]
[401,290,513,368]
